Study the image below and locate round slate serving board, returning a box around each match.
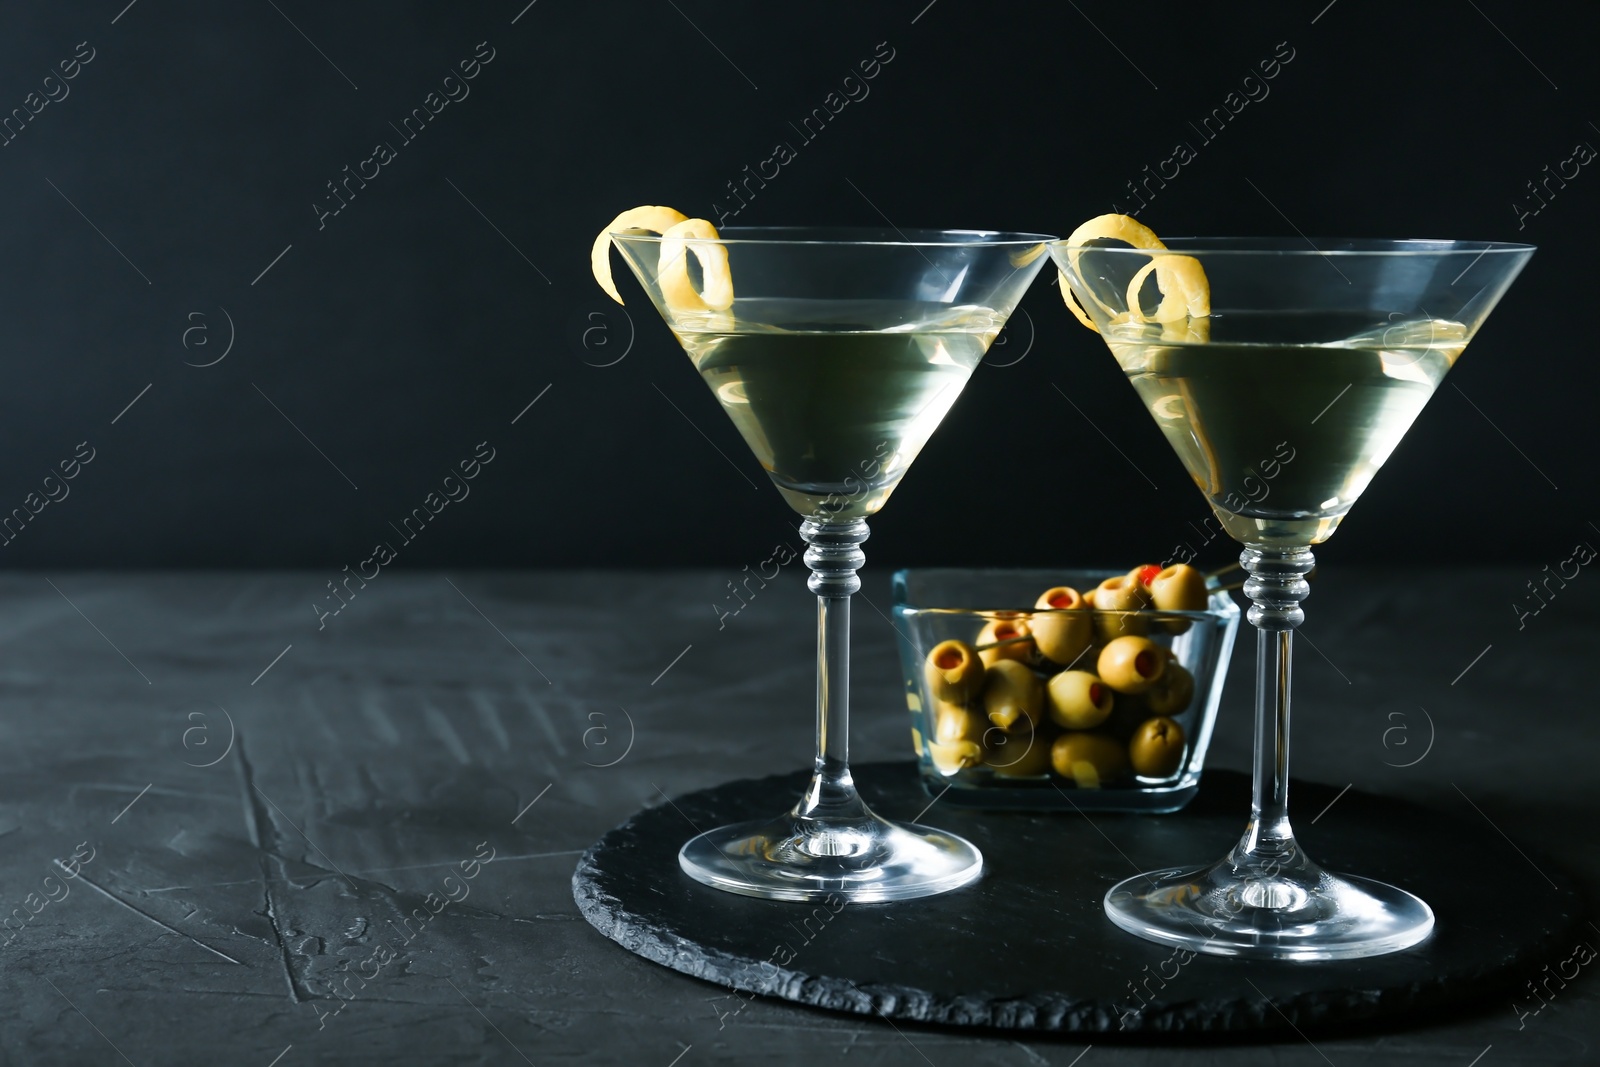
[572,762,1587,1034]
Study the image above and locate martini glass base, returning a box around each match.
[1104,854,1435,960]
[679,809,983,904]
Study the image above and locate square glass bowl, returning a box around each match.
[892,568,1240,812]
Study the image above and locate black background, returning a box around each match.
[2,1,1594,571]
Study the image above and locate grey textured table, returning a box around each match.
[0,568,1594,1065]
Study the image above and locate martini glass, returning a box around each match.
[1052,237,1533,958]
[612,226,1052,902]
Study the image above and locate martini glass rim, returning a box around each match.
[1052,236,1536,256]
[610,226,1058,247]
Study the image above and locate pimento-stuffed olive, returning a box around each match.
[1094,574,1150,612]
[1093,574,1150,640]
[1127,563,1163,595]
[1030,586,1093,666]
[1148,563,1209,612]
[1046,669,1113,730]
[1097,635,1165,694]
[924,639,985,703]
[1149,563,1209,634]
[976,617,1036,667]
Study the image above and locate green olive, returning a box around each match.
[1149,563,1209,635]
[1093,575,1150,641]
[925,639,985,703]
[986,720,1054,777]
[982,659,1045,732]
[1127,563,1163,596]
[976,617,1035,667]
[1093,574,1149,611]
[929,739,983,775]
[1046,669,1113,730]
[1039,586,1084,609]
[1097,635,1165,694]
[1148,564,1209,611]
[1051,731,1131,787]
[1144,659,1195,715]
[1129,716,1187,778]
[1030,586,1093,666]
[933,700,986,744]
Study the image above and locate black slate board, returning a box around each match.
[573,761,1589,1034]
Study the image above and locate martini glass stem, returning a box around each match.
[796,518,871,823]
[1232,545,1315,878]
[1103,538,1435,954]
[674,513,980,899]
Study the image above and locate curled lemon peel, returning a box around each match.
[1060,270,1130,332]
[1064,213,1167,271]
[590,205,689,305]
[1125,255,1211,323]
[1059,214,1167,331]
[659,217,734,312]
[1060,270,1097,330]
[1058,213,1210,335]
